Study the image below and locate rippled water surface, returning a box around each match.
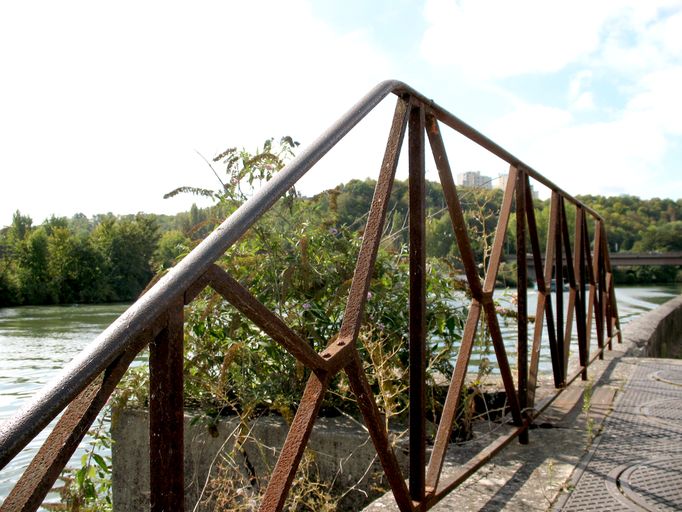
[481,284,682,376]
[0,303,129,505]
[1,285,681,505]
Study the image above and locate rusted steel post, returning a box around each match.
[260,373,329,512]
[554,198,565,386]
[525,174,551,408]
[149,301,185,512]
[592,220,605,357]
[425,114,484,302]
[426,300,481,491]
[482,166,523,427]
[573,208,588,380]
[338,96,410,346]
[599,225,615,349]
[310,97,413,512]
[346,355,413,512]
[600,225,622,344]
[424,114,486,492]
[560,201,578,380]
[515,171,529,444]
[582,215,593,361]
[604,278,614,349]
[408,103,426,504]
[543,193,561,388]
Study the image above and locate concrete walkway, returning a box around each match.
[367,354,682,512]
[365,343,630,511]
[366,296,682,511]
[555,357,682,511]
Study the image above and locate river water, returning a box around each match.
[1,284,681,504]
[0,304,129,505]
[476,283,682,375]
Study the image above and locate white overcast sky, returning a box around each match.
[1,0,681,227]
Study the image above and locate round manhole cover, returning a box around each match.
[640,398,682,427]
[618,457,682,511]
[652,369,682,387]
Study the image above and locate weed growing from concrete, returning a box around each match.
[582,380,596,445]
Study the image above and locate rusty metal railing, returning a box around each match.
[0,80,621,511]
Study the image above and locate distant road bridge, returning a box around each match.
[609,252,682,266]
[525,252,682,269]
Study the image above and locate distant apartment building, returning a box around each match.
[493,173,539,199]
[494,173,508,191]
[456,171,492,189]
[456,171,539,198]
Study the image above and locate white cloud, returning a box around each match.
[650,8,682,56]
[483,94,671,198]
[421,0,682,80]
[572,92,595,111]
[420,0,614,79]
[417,0,682,200]
[488,104,573,146]
[568,70,595,111]
[569,71,592,99]
[628,68,682,135]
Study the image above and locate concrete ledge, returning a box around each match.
[111,409,407,511]
[622,294,682,357]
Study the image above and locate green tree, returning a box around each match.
[8,210,33,243]
[91,215,159,301]
[16,227,52,304]
[635,221,682,252]
[153,230,190,270]
[46,227,108,303]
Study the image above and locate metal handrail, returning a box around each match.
[0,80,620,512]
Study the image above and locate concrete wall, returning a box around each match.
[111,409,407,511]
[623,294,682,358]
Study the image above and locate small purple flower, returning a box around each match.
[329,227,338,235]
[377,322,385,331]
[302,303,311,310]
[366,291,373,300]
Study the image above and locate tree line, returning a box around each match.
[330,179,682,282]
[1,178,680,307]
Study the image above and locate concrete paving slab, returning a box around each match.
[555,358,682,511]
[365,344,632,512]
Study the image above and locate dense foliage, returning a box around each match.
[0,212,162,305]
[577,194,682,253]
[115,138,471,419]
